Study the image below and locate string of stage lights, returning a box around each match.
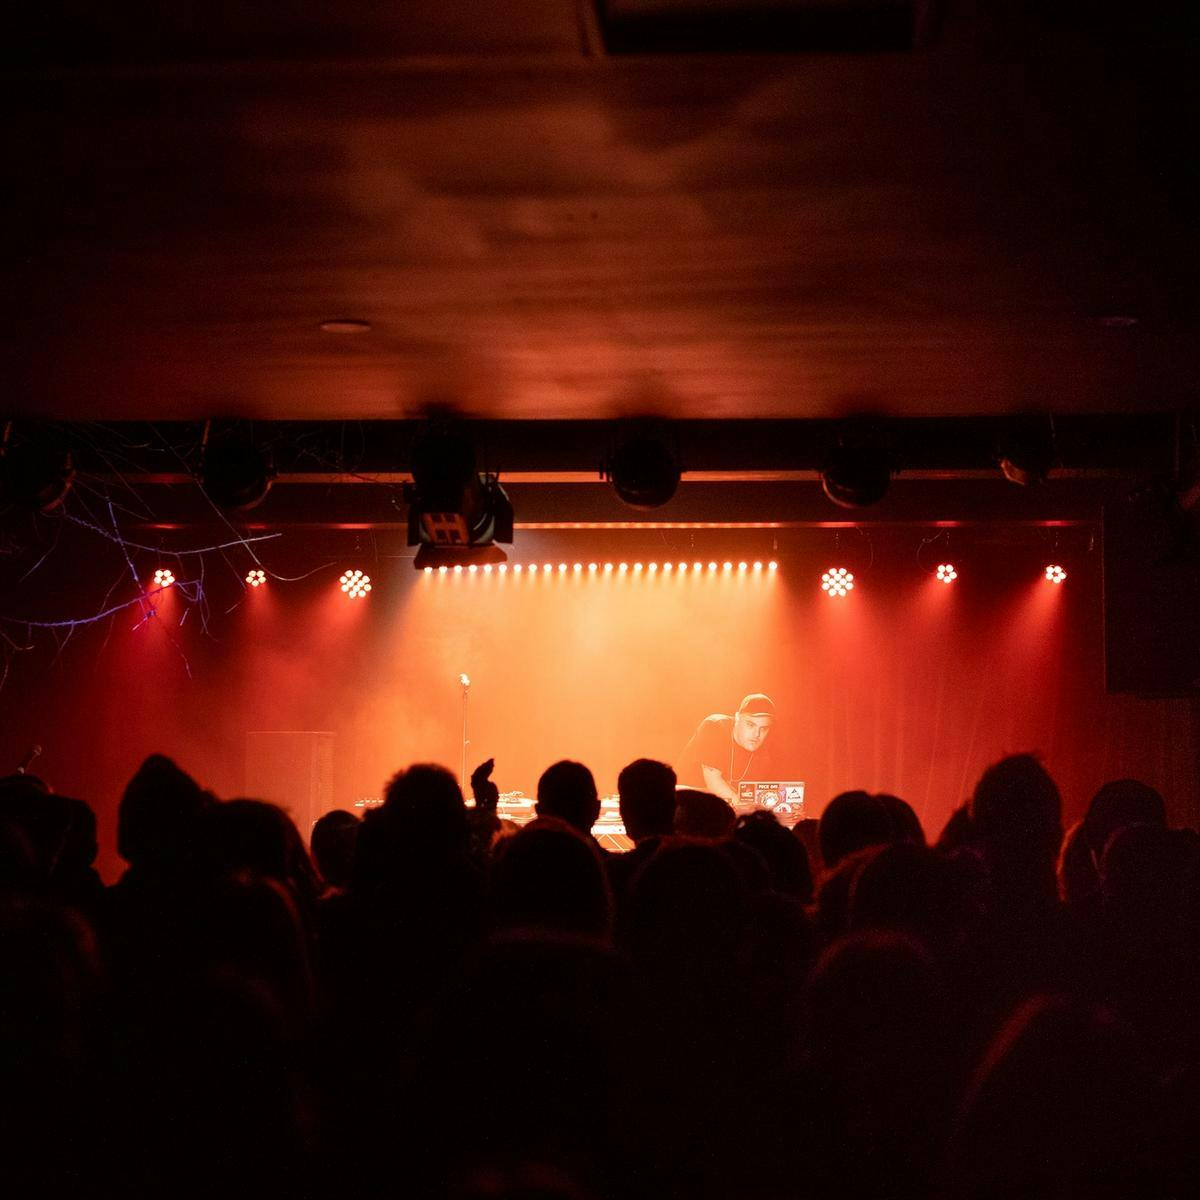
[167,558,1075,599]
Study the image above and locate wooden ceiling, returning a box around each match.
[3,3,1197,424]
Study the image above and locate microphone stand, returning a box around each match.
[460,678,470,794]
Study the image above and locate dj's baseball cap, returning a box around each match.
[737,692,775,717]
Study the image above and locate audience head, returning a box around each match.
[310,809,361,890]
[877,793,925,846]
[624,839,749,971]
[720,835,772,895]
[1084,778,1167,859]
[383,762,470,856]
[490,817,613,939]
[968,754,1062,895]
[0,772,48,794]
[535,761,600,836]
[815,845,884,943]
[1099,824,1200,961]
[802,930,951,1198]
[189,872,316,1027]
[0,814,37,892]
[936,803,975,853]
[0,776,100,902]
[804,930,944,1068]
[734,811,813,902]
[673,788,736,839]
[943,996,1158,1199]
[849,840,991,963]
[195,798,318,904]
[0,893,102,1071]
[1058,820,1099,905]
[118,754,211,867]
[616,758,676,842]
[819,790,893,869]
[423,933,631,1183]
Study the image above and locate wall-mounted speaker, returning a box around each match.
[1103,494,1200,696]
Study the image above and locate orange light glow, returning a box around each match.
[394,546,787,824]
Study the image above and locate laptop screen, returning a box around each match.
[737,781,806,823]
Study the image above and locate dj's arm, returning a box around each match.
[700,763,739,805]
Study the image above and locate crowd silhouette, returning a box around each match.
[2,748,1198,1198]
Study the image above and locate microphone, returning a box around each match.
[458,673,471,689]
[16,744,42,775]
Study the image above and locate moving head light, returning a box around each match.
[405,427,513,569]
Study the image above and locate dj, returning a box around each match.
[677,693,776,806]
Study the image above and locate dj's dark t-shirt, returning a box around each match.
[677,714,774,791]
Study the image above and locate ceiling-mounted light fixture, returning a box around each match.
[319,318,372,334]
[603,428,681,509]
[0,422,75,513]
[997,417,1057,486]
[405,423,513,570]
[821,567,855,597]
[821,428,892,508]
[339,569,372,598]
[199,421,276,511]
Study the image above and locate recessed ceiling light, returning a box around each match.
[319,318,372,334]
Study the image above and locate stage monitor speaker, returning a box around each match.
[1103,496,1200,696]
[244,730,335,835]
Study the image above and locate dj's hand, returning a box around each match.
[470,758,499,814]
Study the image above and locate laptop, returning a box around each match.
[737,780,806,824]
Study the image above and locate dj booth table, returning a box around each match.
[495,792,633,852]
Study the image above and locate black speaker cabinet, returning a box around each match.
[1103,496,1200,696]
[244,730,335,835]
